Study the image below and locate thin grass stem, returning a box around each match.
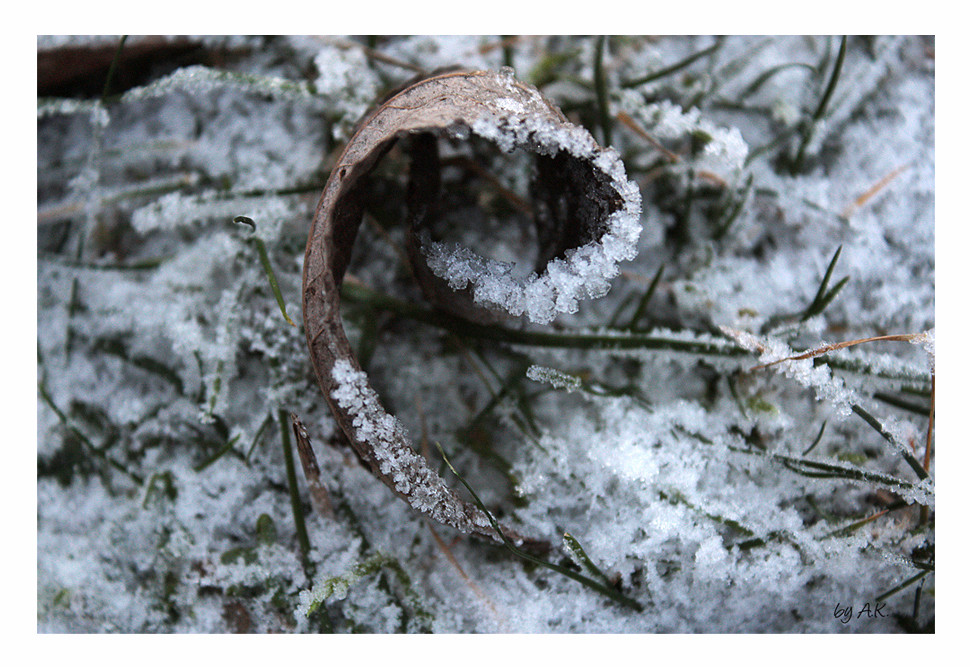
[851,404,930,481]
[626,264,664,331]
[341,279,747,358]
[435,442,644,611]
[876,570,931,603]
[621,40,721,88]
[38,380,144,485]
[802,421,827,456]
[101,35,128,102]
[593,36,612,146]
[279,409,312,568]
[824,499,909,538]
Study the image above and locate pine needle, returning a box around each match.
[842,164,909,219]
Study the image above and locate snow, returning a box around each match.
[36,35,934,634]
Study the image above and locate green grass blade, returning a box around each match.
[875,570,931,603]
[801,244,844,320]
[802,420,827,456]
[279,409,312,568]
[234,216,296,326]
[851,404,930,481]
[593,36,612,146]
[621,40,721,88]
[626,264,665,331]
[872,392,932,417]
[192,435,240,472]
[341,280,748,358]
[101,35,128,102]
[805,275,849,320]
[562,532,612,586]
[812,35,848,122]
[739,61,816,98]
[791,36,847,172]
[435,442,644,612]
[38,380,143,485]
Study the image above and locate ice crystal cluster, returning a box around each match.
[37,36,934,633]
[424,85,643,324]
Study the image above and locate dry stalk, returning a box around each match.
[289,413,335,518]
[750,332,927,371]
[413,395,505,624]
[322,36,425,73]
[439,155,534,215]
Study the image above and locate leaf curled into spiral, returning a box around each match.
[302,69,642,547]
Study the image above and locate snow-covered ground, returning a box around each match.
[37,35,934,633]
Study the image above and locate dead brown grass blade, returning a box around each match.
[290,413,334,518]
[750,333,925,371]
[842,164,909,219]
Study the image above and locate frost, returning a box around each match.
[721,327,860,418]
[694,536,731,582]
[423,111,642,324]
[910,328,935,371]
[121,64,316,104]
[37,98,109,123]
[526,365,582,392]
[331,360,411,456]
[620,98,750,177]
[330,360,483,530]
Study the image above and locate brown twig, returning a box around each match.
[426,522,505,624]
[413,396,505,624]
[363,213,416,280]
[323,36,425,74]
[477,35,532,55]
[615,110,679,161]
[440,155,534,215]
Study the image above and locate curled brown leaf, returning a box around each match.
[302,69,641,547]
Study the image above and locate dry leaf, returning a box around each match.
[302,69,641,547]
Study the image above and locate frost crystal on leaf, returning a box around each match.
[423,112,642,324]
[526,365,582,392]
